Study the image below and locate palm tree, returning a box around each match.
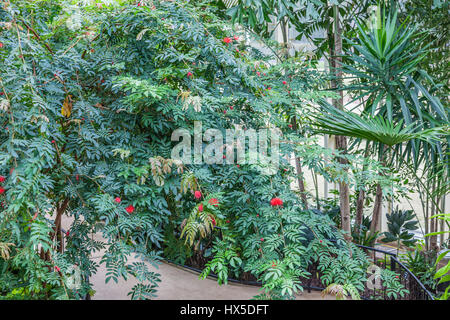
[311,104,446,236]
[337,7,448,238]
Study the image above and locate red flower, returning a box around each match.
[226,220,230,223]
[194,190,202,200]
[51,140,56,144]
[125,205,135,214]
[282,81,287,85]
[114,197,121,203]
[187,71,193,78]
[66,231,70,237]
[319,240,323,244]
[0,187,5,195]
[229,106,233,110]
[54,266,60,272]
[0,176,5,183]
[256,214,259,217]
[256,71,260,76]
[208,198,219,206]
[223,37,231,44]
[210,215,216,226]
[272,263,276,267]
[222,155,226,159]
[288,124,292,128]
[270,197,283,207]
[267,87,271,90]
[260,238,264,242]
[233,36,239,41]
[223,110,227,114]
[0,92,4,95]
[198,203,203,212]
[0,43,3,48]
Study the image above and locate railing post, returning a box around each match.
[390,256,396,272]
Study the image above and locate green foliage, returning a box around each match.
[381,207,419,250]
[0,0,415,301]
[400,241,438,293]
[426,213,450,300]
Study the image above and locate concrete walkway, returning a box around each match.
[61,216,333,300]
[90,260,334,300]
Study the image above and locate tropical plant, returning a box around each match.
[341,6,448,239]
[381,208,419,255]
[426,213,450,300]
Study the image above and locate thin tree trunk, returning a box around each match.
[292,118,309,209]
[370,183,383,235]
[440,196,446,246]
[354,189,365,234]
[370,145,387,235]
[430,177,438,251]
[332,4,351,241]
[281,18,309,209]
[354,143,371,234]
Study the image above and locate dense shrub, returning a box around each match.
[0,0,406,299]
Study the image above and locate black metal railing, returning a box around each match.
[59,225,433,300]
[302,243,434,300]
[210,227,434,300]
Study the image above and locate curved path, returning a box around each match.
[90,260,334,300]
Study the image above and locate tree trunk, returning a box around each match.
[331,5,351,241]
[370,144,387,235]
[370,183,383,235]
[354,188,365,234]
[281,18,308,209]
[354,144,371,234]
[292,118,308,209]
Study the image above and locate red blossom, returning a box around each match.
[210,215,216,226]
[54,266,60,272]
[233,36,239,41]
[223,37,232,44]
[114,197,121,203]
[198,203,203,212]
[187,71,193,78]
[0,43,3,48]
[208,198,219,206]
[282,81,287,85]
[0,176,5,183]
[125,205,135,214]
[194,190,202,200]
[0,187,5,195]
[270,197,283,207]
[256,71,260,76]
[226,220,230,223]
[260,238,264,242]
